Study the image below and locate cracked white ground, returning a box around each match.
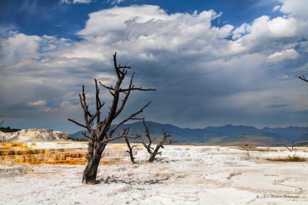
[1,145,308,205]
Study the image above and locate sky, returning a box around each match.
[1,0,308,132]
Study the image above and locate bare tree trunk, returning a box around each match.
[82,153,101,184]
[82,142,106,184]
[149,145,161,162]
[124,134,135,163]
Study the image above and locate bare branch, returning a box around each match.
[113,52,129,79]
[94,79,104,124]
[139,120,172,162]
[120,87,156,92]
[143,119,152,146]
[113,72,135,118]
[141,120,154,154]
[99,81,156,93]
[82,131,92,140]
[113,52,120,78]
[68,53,155,184]
[67,118,88,129]
[109,101,151,137]
[78,85,93,131]
[102,128,128,143]
[299,75,308,82]
[99,81,114,91]
[142,142,154,154]
[148,132,171,162]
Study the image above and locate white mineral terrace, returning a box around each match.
[1,144,308,205]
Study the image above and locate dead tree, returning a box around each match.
[282,140,308,152]
[123,130,139,164]
[282,143,296,152]
[141,120,171,162]
[68,53,155,184]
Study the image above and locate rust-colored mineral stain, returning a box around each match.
[0,142,124,165]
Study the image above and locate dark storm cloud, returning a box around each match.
[1,2,308,131]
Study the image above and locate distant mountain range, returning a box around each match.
[70,121,308,146]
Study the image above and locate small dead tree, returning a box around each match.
[283,142,297,152]
[283,140,308,152]
[68,53,155,184]
[123,130,139,164]
[141,120,171,162]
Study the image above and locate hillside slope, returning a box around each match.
[71,121,308,145]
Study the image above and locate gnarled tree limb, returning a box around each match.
[68,53,155,184]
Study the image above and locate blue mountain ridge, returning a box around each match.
[70,121,308,145]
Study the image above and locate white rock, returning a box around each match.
[0,128,69,142]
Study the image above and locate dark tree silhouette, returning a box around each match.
[123,129,140,164]
[140,120,171,162]
[299,75,308,83]
[68,53,155,184]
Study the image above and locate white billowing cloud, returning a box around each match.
[0,33,41,66]
[233,15,299,52]
[267,48,300,63]
[232,0,308,53]
[280,0,308,19]
[76,5,237,59]
[267,16,298,37]
[249,15,297,38]
[0,32,73,68]
[60,42,106,60]
[61,0,92,4]
[1,3,308,129]
[78,5,169,37]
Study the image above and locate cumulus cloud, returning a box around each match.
[0,33,41,66]
[232,15,299,53]
[267,48,300,63]
[75,5,239,64]
[280,0,308,19]
[1,2,308,130]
